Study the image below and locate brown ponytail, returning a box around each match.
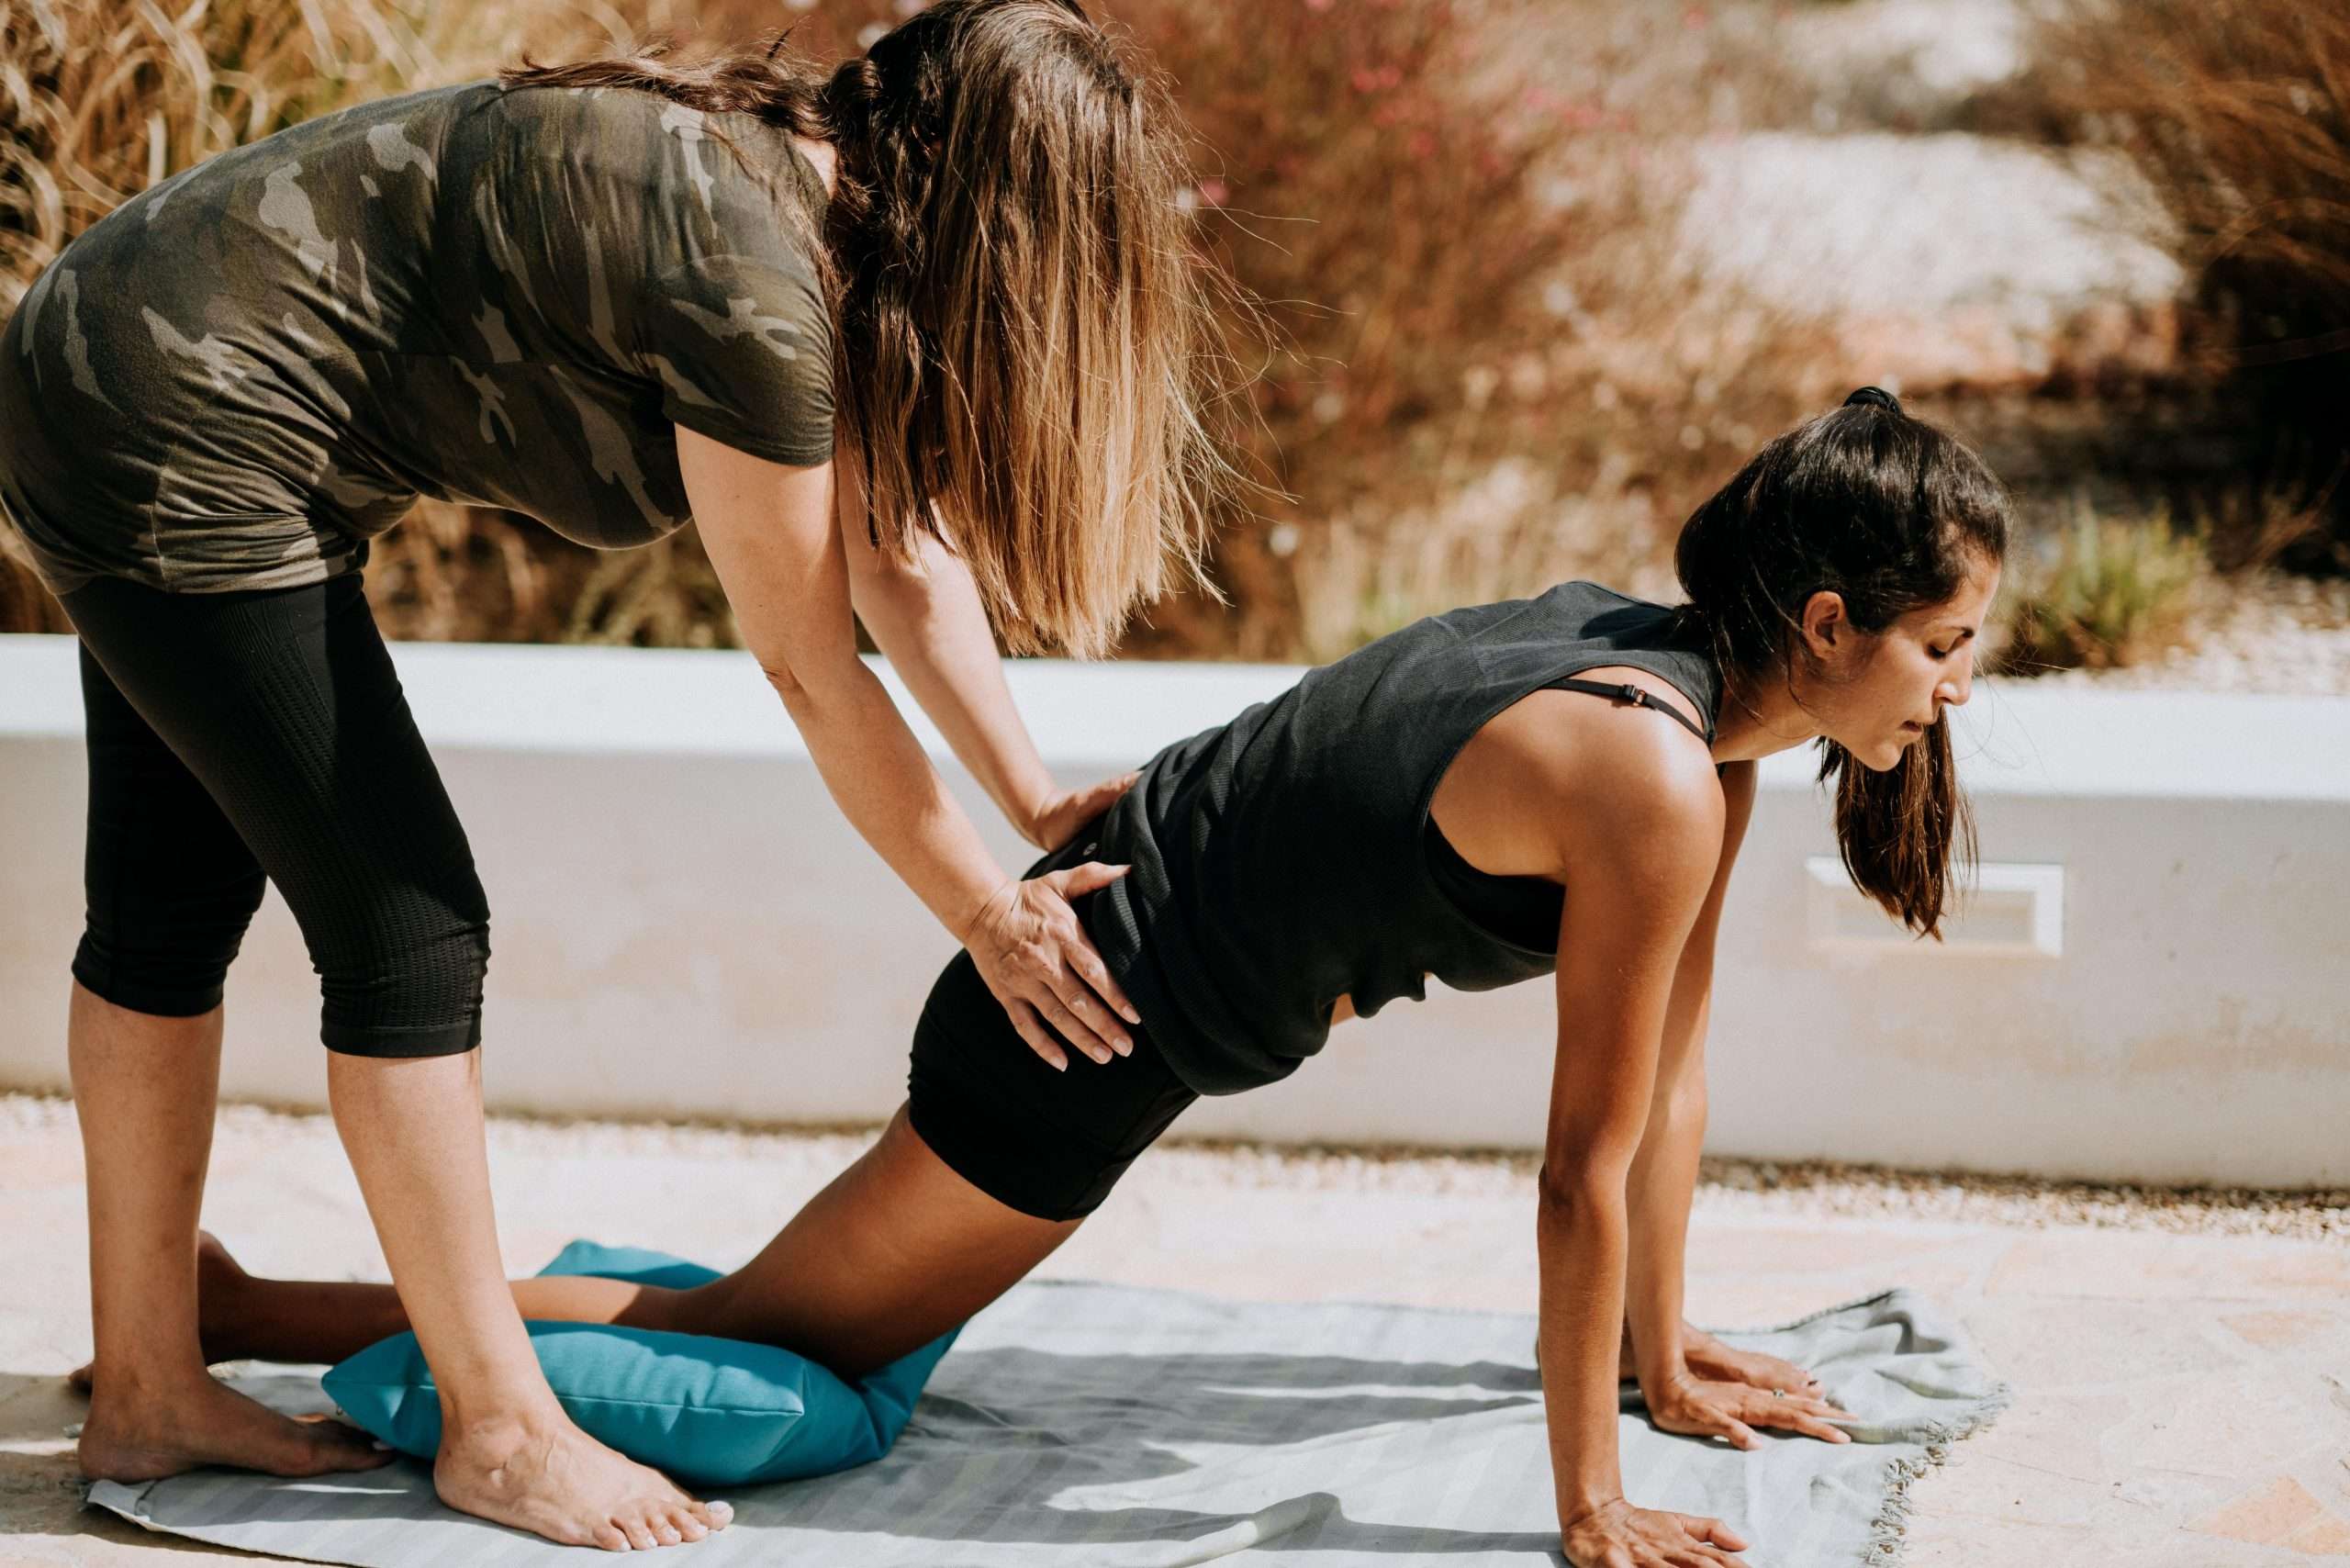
[1670,387,2010,938]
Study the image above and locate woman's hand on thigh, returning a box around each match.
[1024,771,1138,853]
[966,866,1141,1070]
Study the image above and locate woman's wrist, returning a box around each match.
[996,766,1056,848]
[1558,1490,1629,1533]
[950,875,1018,948]
[1628,1313,1689,1385]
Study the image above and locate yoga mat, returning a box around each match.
[86,1279,2007,1566]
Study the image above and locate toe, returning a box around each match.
[593,1523,632,1551]
[622,1517,659,1551]
[668,1505,707,1541]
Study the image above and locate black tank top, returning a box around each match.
[1080,580,1723,1095]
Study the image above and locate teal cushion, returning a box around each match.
[321,1240,958,1485]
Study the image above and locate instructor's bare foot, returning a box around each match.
[78,1372,392,1482]
[436,1414,731,1551]
[69,1232,252,1394]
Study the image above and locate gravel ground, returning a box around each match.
[9,1092,2337,1241]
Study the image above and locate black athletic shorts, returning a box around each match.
[905,826,1197,1223]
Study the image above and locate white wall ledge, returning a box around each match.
[5,633,2346,1187]
[6,633,2345,798]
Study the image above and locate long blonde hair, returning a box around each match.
[504,1,1243,656]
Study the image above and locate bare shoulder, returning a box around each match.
[1433,669,1724,888]
[1552,699,1724,880]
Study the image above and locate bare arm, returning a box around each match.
[836,463,1130,851]
[681,427,1137,1068]
[1620,759,1858,1450]
[1621,759,1755,1384]
[1536,731,1746,1564]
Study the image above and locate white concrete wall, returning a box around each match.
[4,633,2345,1187]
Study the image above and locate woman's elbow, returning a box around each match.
[759,656,811,707]
[761,654,859,715]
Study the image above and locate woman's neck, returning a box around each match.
[1708,665,1824,766]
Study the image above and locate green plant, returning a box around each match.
[1993,495,2210,674]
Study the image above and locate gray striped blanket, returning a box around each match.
[88,1278,2007,1566]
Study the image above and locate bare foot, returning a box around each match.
[78,1371,393,1482]
[69,1232,252,1394]
[435,1413,732,1551]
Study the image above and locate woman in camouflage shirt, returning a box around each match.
[3,0,1237,1549]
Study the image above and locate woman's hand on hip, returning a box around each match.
[1025,771,1140,852]
[1561,1497,1752,1568]
[1639,1369,1858,1450]
[966,864,1143,1070]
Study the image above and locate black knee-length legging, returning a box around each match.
[57,569,489,1057]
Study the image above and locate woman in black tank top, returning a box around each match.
[192,391,2014,1568]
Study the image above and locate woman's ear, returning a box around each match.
[1800,588,1846,658]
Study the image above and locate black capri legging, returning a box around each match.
[57,569,490,1058]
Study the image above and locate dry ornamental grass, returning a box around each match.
[2000,0,2350,577]
[6,0,2321,671]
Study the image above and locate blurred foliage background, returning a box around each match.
[1,0,2342,677]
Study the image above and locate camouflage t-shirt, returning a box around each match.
[0,79,834,596]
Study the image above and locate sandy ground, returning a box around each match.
[3,1094,2348,1566]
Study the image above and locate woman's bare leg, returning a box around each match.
[670,1105,1082,1377]
[69,984,391,1482]
[183,1105,1080,1383]
[66,983,729,1551]
[328,1048,728,1551]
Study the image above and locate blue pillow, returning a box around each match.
[321,1240,958,1485]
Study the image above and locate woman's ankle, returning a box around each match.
[83,1350,218,1404]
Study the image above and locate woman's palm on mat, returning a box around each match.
[1563,1497,1753,1568]
[1642,1371,1859,1451]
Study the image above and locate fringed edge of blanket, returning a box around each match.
[1857,1374,2017,1566]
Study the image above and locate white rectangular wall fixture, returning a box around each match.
[1805,856,2065,957]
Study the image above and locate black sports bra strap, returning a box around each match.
[1549,677,1710,744]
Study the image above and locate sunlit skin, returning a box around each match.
[1710,554,2001,773]
[1404,550,2001,1567]
[81,558,2004,1568]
